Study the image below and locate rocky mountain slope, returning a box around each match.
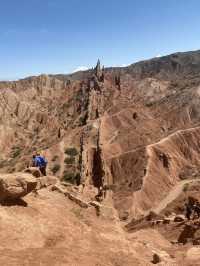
[1,50,200,218]
[1,50,200,265]
[0,183,180,266]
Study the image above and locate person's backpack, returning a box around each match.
[36,156,47,167]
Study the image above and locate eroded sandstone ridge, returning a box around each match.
[1,51,200,222]
[1,50,200,265]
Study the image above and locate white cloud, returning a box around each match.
[155,54,162,58]
[73,66,89,73]
[112,63,128,68]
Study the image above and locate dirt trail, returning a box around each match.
[106,125,200,160]
[153,179,198,214]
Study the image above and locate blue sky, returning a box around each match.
[0,0,200,80]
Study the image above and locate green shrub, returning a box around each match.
[62,171,80,184]
[64,157,75,165]
[75,90,83,101]
[64,147,78,157]
[11,146,21,158]
[79,116,85,125]
[183,183,189,192]
[51,164,60,174]
[79,114,87,126]
[62,101,71,109]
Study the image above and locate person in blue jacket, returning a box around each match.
[32,153,48,176]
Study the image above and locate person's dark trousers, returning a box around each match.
[40,166,47,176]
[186,211,191,220]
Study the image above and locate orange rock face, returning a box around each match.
[0,172,37,201]
[1,52,200,219]
[0,51,200,264]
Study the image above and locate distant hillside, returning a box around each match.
[0,49,200,221]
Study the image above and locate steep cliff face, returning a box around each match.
[131,127,200,217]
[0,75,90,172]
[1,51,200,221]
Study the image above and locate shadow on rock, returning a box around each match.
[178,224,198,244]
[0,198,28,207]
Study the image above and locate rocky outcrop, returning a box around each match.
[1,50,200,222]
[94,59,104,82]
[24,167,42,178]
[1,51,200,264]
[174,215,185,222]
[36,175,58,189]
[131,127,200,217]
[0,173,37,202]
[178,224,198,244]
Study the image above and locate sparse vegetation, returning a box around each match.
[79,113,88,126]
[62,171,81,184]
[75,90,83,102]
[62,171,76,183]
[183,183,189,192]
[62,102,70,109]
[64,157,75,165]
[79,116,85,125]
[11,146,22,158]
[64,147,78,157]
[51,164,60,174]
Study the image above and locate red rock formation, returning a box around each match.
[1,50,200,265]
[1,50,200,221]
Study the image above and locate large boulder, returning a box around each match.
[151,250,174,264]
[24,167,42,178]
[0,173,37,202]
[174,215,185,222]
[152,253,161,264]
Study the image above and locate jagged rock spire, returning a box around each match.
[96,59,101,69]
[95,59,101,78]
[94,59,104,82]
